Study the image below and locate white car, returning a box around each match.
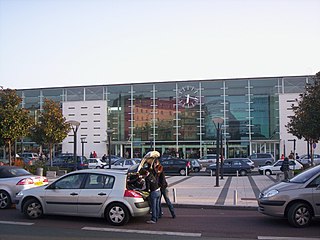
[16,169,150,226]
[88,158,107,169]
[258,160,303,175]
[111,159,139,170]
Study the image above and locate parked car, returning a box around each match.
[160,158,192,176]
[0,166,48,209]
[228,158,255,170]
[258,164,320,227]
[258,160,304,175]
[190,159,202,172]
[88,158,107,169]
[197,154,217,167]
[15,169,149,226]
[298,154,320,166]
[110,159,139,170]
[206,158,252,176]
[51,153,88,170]
[248,153,275,167]
[20,152,39,165]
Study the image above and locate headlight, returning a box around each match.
[264,189,279,198]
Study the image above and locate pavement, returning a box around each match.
[165,172,278,209]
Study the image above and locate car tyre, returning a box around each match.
[265,170,272,175]
[288,202,312,228]
[179,168,186,176]
[194,167,200,173]
[0,190,12,209]
[105,202,130,226]
[265,161,272,165]
[239,170,247,176]
[23,198,43,219]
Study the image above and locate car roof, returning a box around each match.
[70,169,127,176]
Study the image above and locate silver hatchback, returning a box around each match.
[258,165,320,227]
[16,169,149,226]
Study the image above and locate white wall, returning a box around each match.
[62,100,108,158]
[278,93,317,157]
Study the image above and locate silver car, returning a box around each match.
[0,166,48,209]
[16,169,149,226]
[258,164,320,227]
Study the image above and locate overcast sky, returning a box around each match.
[1,0,319,90]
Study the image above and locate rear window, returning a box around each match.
[0,168,31,178]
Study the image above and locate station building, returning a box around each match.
[16,75,314,159]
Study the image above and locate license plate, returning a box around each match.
[34,182,43,186]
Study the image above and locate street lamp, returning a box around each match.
[80,137,86,157]
[67,120,80,170]
[106,129,114,169]
[213,117,224,187]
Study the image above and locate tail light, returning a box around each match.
[17,178,34,185]
[124,189,142,198]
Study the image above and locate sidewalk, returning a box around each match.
[165,174,277,209]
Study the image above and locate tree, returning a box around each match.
[0,88,33,165]
[29,99,71,166]
[286,71,320,166]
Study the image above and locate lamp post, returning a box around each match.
[80,137,86,157]
[67,120,80,170]
[106,129,114,169]
[213,117,223,187]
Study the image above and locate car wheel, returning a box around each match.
[23,198,43,219]
[95,166,101,169]
[105,202,130,226]
[288,202,312,228]
[179,168,186,176]
[239,170,247,176]
[265,170,272,175]
[194,167,200,173]
[0,190,12,209]
[265,161,272,165]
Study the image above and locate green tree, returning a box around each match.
[29,99,71,166]
[286,71,320,166]
[0,88,33,165]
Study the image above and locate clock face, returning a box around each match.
[178,86,199,108]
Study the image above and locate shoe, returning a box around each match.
[172,214,176,219]
[146,220,156,224]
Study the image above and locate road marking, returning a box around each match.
[258,236,320,240]
[0,220,34,226]
[82,226,202,237]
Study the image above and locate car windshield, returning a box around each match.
[289,165,320,183]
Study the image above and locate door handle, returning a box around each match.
[98,192,107,196]
[70,192,78,196]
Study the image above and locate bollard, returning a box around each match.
[233,190,238,205]
[211,170,213,177]
[186,167,188,176]
[236,170,239,177]
[36,168,43,176]
[172,188,177,203]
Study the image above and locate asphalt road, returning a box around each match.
[1,206,319,240]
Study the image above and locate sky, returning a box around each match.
[0,0,319,90]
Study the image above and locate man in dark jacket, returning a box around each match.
[281,157,290,180]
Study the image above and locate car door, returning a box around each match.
[222,160,232,174]
[44,173,86,215]
[77,173,114,216]
[307,174,320,216]
[272,161,283,174]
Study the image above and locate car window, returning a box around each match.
[275,161,282,166]
[84,174,115,189]
[306,175,320,188]
[232,161,241,166]
[0,167,31,178]
[290,166,320,184]
[55,174,85,189]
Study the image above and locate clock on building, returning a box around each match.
[178,86,199,108]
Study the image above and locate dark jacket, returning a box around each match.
[145,172,159,192]
[281,158,290,172]
[158,171,168,190]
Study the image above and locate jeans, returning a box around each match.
[150,189,161,222]
[159,188,175,217]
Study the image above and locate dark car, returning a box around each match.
[189,159,202,172]
[51,153,88,170]
[206,158,252,176]
[160,158,192,176]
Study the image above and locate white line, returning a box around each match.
[0,220,34,226]
[82,226,202,237]
[258,236,320,240]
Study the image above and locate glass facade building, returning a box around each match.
[17,75,310,159]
